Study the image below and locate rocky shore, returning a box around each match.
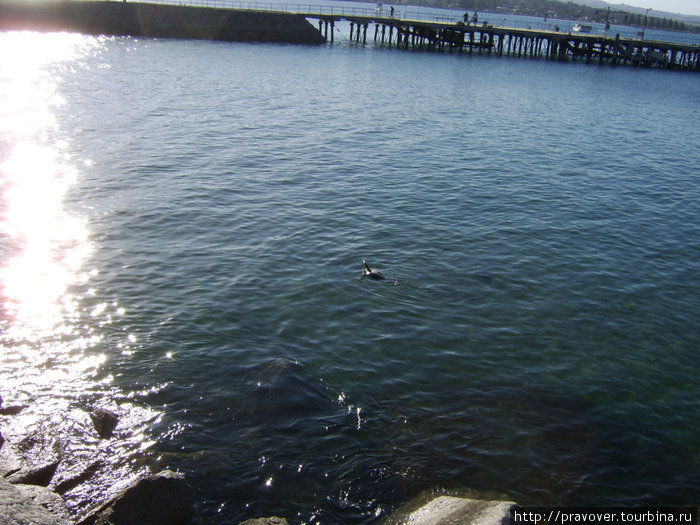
[0,395,194,525]
[2,395,515,524]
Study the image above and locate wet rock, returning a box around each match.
[0,476,71,525]
[54,460,104,495]
[240,518,290,525]
[79,469,194,525]
[130,448,228,472]
[8,460,60,487]
[90,408,119,439]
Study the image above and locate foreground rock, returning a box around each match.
[386,495,516,525]
[79,469,194,525]
[0,442,22,478]
[13,482,73,522]
[0,476,71,525]
[0,433,70,523]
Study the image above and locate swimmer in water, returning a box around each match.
[362,259,386,280]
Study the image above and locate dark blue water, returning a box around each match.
[1,25,699,524]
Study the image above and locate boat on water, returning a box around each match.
[573,22,593,33]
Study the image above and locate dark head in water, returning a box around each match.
[362,260,386,280]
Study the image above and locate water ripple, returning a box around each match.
[3,34,699,523]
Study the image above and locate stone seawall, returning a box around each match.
[0,0,325,44]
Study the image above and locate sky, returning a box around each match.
[620,0,700,17]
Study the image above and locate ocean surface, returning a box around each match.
[1,10,699,524]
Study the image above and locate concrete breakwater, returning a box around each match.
[0,0,325,44]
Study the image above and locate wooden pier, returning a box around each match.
[312,13,700,71]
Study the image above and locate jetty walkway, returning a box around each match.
[321,16,698,71]
[295,3,698,71]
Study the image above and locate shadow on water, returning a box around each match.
[142,350,700,524]
[380,371,700,505]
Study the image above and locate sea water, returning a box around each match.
[0,18,698,524]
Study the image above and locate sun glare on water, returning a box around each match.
[0,31,95,339]
[1,141,91,337]
[1,32,162,514]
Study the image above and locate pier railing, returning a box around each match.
[127,0,569,28]
[143,0,454,22]
[137,0,699,45]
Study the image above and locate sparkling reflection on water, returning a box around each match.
[0,32,160,516]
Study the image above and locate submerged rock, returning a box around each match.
[54,460,104,495]
[130,447,229,473]
[0,394,29,415]
[90,408,119,440]
[0,405,28,416]
[240,518,290,525]
[79,469,194,525]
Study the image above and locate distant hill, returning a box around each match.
[423,0,700,33]
[606,3,700,24]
